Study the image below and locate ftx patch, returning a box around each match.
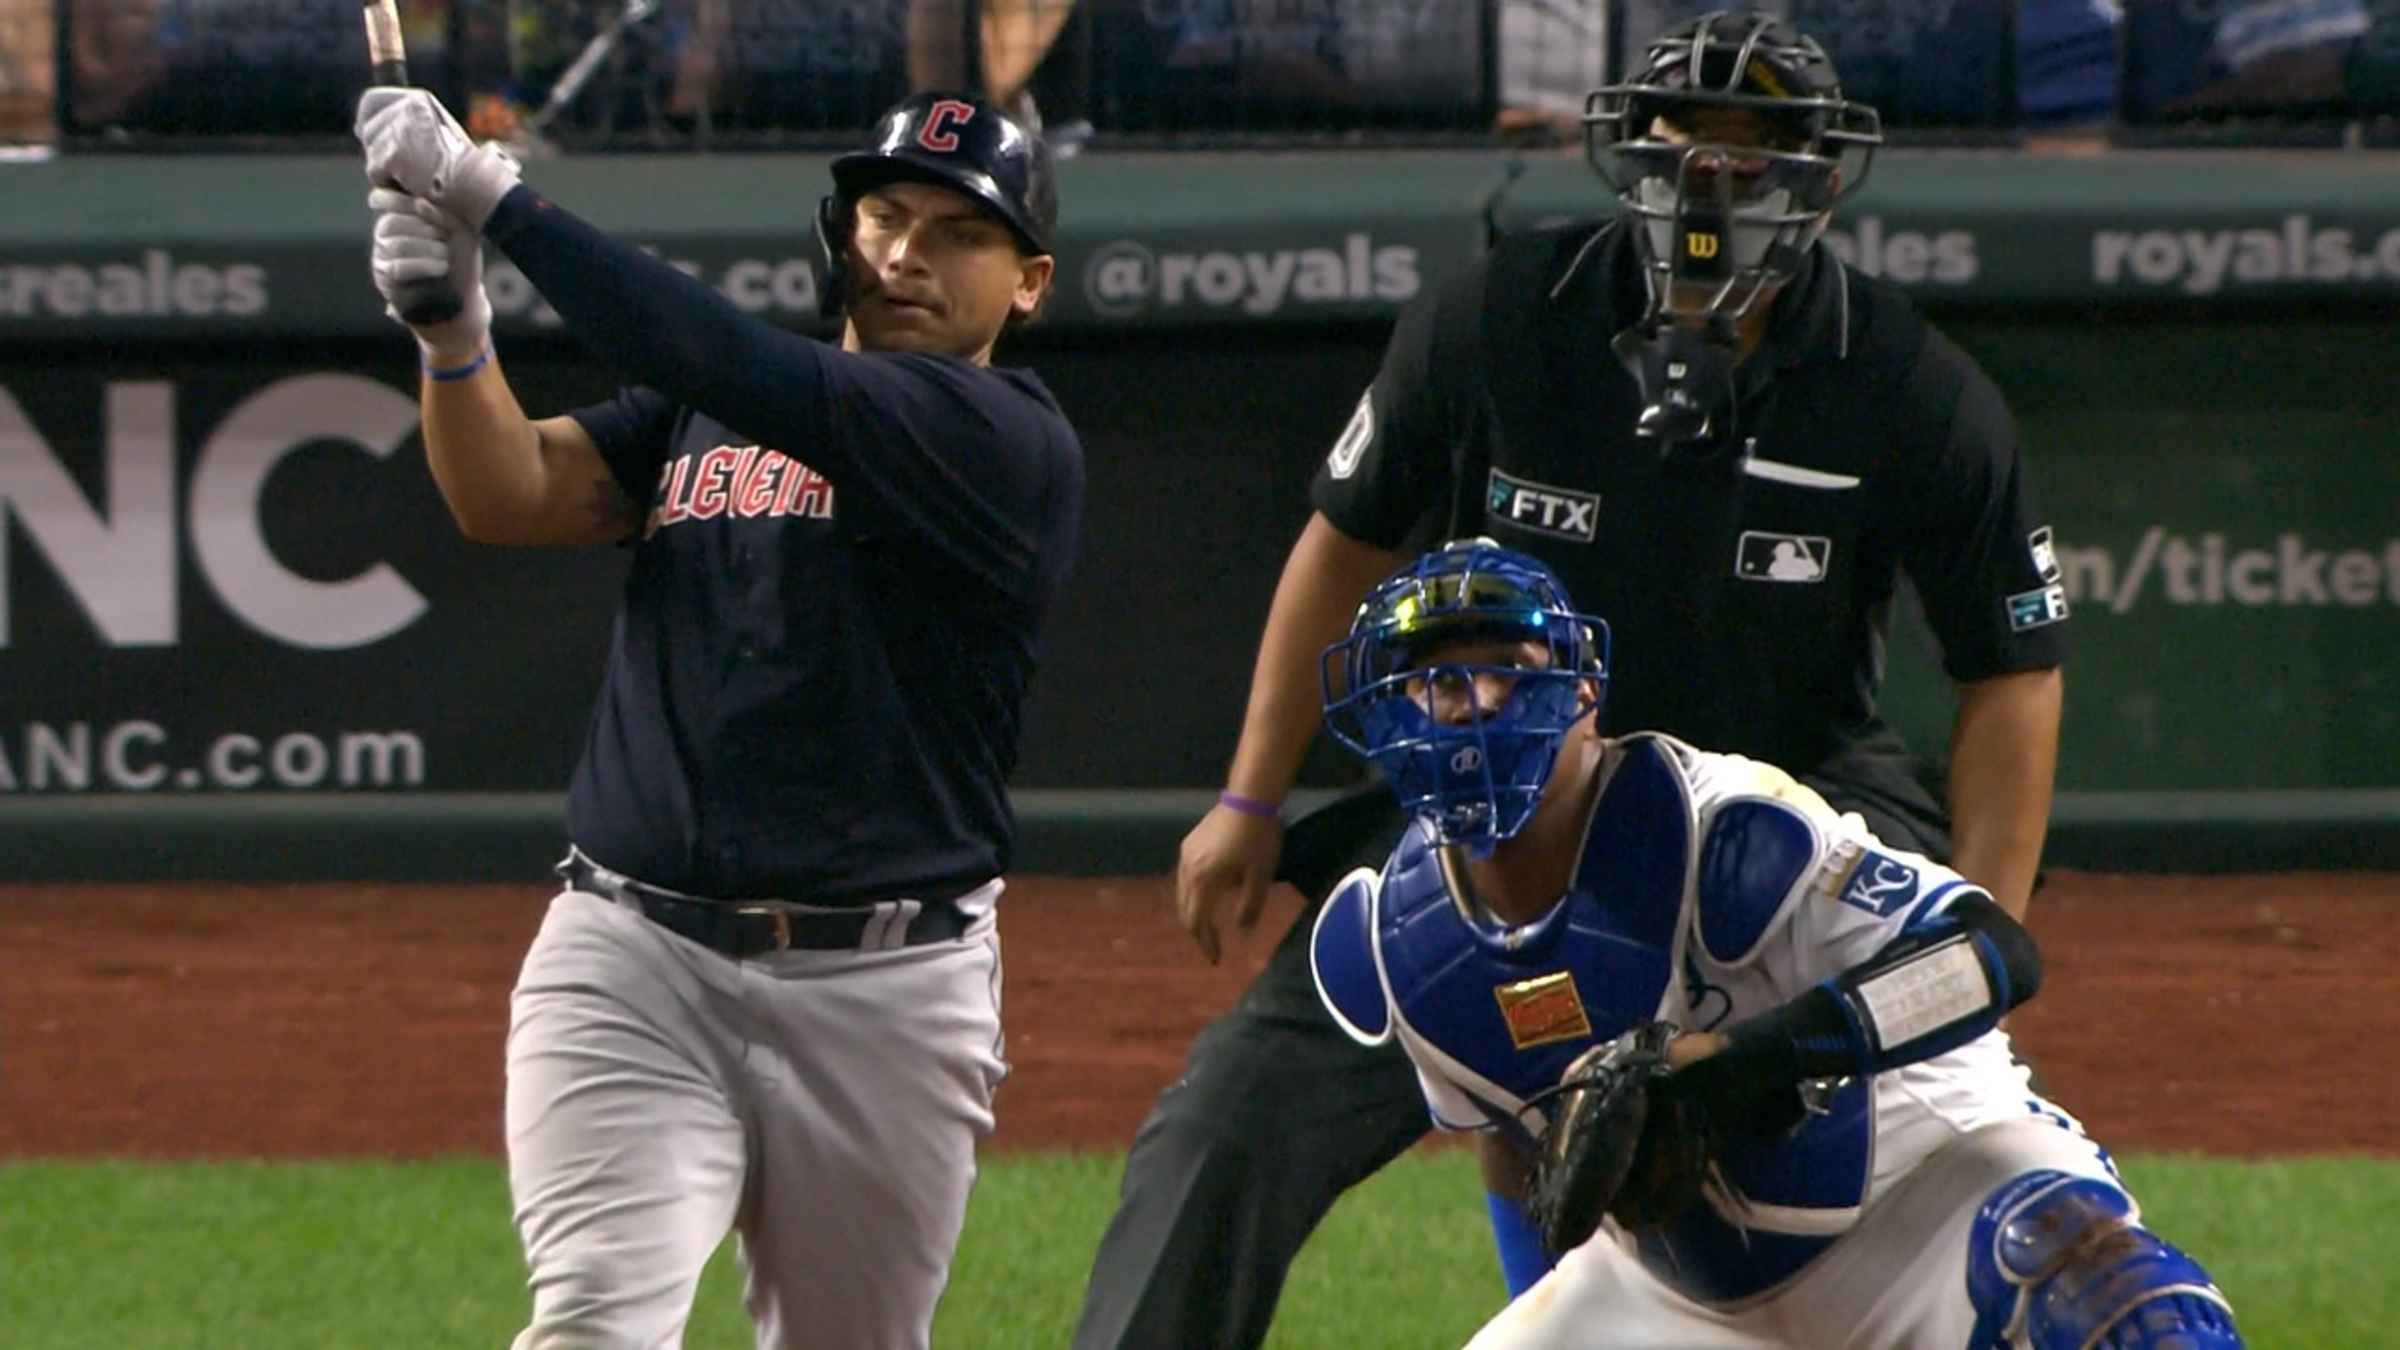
[1487,468,1599,542]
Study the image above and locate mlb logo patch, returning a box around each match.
[2028,526,2060,583]
[1736,531,1832,583]
[2007,584,2070,632]
[1838,851,1921,918]
[1487,469,1600,542]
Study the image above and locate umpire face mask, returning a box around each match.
[1601,116,1843,452]
[1583,14,1880,453]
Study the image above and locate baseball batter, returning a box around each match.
[1307,540,2243,1349]
[353,90,1082,1348]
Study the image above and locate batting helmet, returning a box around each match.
[1584,10,1880,319]
[816,91,1059,318]
[1321,540,1610,854]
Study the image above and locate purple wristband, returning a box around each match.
[1218,791,1282,820]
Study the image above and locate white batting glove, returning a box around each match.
[368,186,493,363]
[355,87,523,232]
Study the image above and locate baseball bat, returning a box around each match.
[362,0,466,326]
[523,0,660,138]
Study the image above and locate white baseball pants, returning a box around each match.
[503,885,1006,1349]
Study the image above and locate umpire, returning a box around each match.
[357,91,1080,1348]
[1071,12,2068,1348]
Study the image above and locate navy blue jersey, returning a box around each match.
[485,188,1083,902]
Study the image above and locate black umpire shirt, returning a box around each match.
[1311,221,2068,824]
[485,187,1085,904]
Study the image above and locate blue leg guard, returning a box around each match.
[1966,1171,2242,1350]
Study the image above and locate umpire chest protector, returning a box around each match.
[1446,225,1946,762]
[1469,221,1933,503]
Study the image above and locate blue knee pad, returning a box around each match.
[1965,1171,2242,1350]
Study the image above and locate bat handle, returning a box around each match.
[393,278,468,328]
[376,149,467,327]
[363,0,465,328]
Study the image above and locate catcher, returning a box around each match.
[1307,539,2244,1350]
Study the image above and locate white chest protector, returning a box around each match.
[1311,733,2029,1303]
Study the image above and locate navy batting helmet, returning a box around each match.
[816,91,1059,318]
[1321,540,1610,854]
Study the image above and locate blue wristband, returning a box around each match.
[1486,1190,1555,1297]
[423,344,492,383]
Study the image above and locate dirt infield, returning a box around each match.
[2,870,2393,1161]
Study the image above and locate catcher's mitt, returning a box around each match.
[1523,1020,1717,1257]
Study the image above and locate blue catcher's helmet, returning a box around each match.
[1322,541,1610,853]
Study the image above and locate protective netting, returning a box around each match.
[31,0,2400,150]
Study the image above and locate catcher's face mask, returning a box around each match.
[1584,13,1880,451]
[1322,540,1609,856]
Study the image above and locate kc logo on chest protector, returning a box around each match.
[1487,469,1599,542]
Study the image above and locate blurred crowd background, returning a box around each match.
[4,0,2399,154]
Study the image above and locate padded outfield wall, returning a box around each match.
[1,149,2395,876]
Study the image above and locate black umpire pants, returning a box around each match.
[1068,767,1951,1350]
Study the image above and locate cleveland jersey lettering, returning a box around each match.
[645,444,836,536]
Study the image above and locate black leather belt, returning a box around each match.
[559,851,978,958]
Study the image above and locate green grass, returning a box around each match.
[1,1153,2390,1347]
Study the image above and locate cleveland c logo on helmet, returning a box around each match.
[916,99,976,154]
[816,91,1060,320]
